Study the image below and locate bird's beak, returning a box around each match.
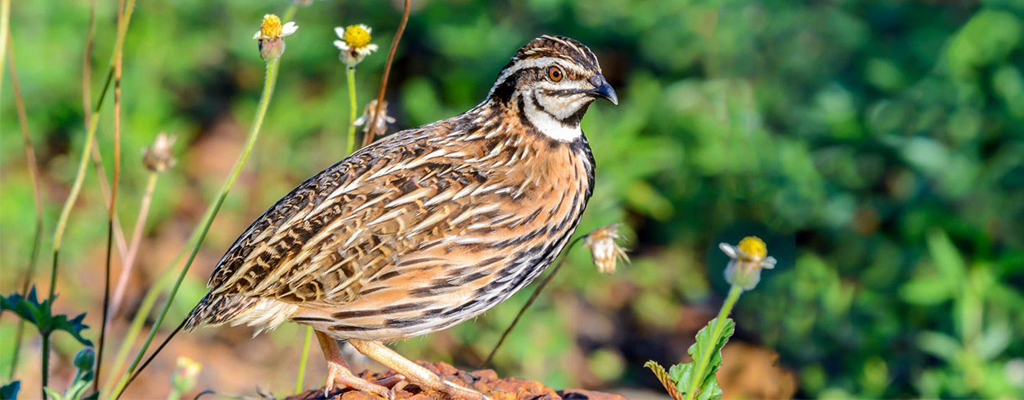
[587,74,618,105]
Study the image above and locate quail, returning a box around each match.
[184,35,617,399]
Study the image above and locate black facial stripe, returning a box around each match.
[531,90,578,128]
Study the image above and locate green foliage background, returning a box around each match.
[2,0,1024,398]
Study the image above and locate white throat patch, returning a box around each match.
[522,92,583,142]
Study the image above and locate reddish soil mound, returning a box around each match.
[284,362,626,400]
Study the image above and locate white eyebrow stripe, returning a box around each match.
[487,57,588,98]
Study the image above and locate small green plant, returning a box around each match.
[1,288,94,399]
[43,348,97,400]
[646,237,776,400]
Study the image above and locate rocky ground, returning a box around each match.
[283,362,627,400]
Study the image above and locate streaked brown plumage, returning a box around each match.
[185,35,616,399]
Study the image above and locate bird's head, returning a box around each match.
[488,35,617,142]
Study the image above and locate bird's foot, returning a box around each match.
[347,339,491,400]
[324,361,393,399]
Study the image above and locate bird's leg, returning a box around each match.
[315,331,393,399]
[348,339,491,400]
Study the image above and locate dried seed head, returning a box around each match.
[143,132,177,173]
[354,99,395,138]
[720,236,776,290]
[584,223,630,274]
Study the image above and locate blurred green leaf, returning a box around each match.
[0,382,19,400]
[926,231,967,288]
[0,288,92,347]
[917,331,961,362]
[900,276,952,305]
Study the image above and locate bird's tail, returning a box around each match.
[183,292,258,331]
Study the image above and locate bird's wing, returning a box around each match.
[205,122,516,306]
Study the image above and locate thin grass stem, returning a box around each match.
[96,0,127,390]
[294,327,314,394]
[5,32,45,382]
[108,172,160,320]
[363,0,409,146]
[40,334,49,398]
[482,236,586,367]
[0,0,10,95]
[100,267,175,396]
[82,0,96,124]
[89,145,131,258]
[47,0,136,301]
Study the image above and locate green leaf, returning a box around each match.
[43,387,63,400]
[645,361,684,400]
[669,362,695,394]
[681,317,734,400]
[0,381,20,400]
[696,377,723,400]
[899,276,952,305]
[689,318,735,375]
[926,231,966,287]
[0,288,92,346]
[917,331,962,362]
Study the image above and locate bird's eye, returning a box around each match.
[547,66,564,82]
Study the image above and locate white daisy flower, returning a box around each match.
[720,236,777,290]
[333,24,379,67]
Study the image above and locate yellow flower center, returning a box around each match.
[344,25,372,48]
[260,14,283,39]
[738,236,767,259]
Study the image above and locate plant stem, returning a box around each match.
[482,236,585,367]
[97,0,127,390]
[6,32,45,381]
[345,66,358,155]
[108,172,159,320]
[82,0,96,124]
[281,5,298,24]
[40,334,49,399]
[363,0,410,146]
[100,266,175,396]
[47,0,136,302]
[684,285,743,400]
[112,56,281,400]
[0,0,10,96]
[294,327,313,394]
[89,145,131,259]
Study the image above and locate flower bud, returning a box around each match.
[171,356,202,394]
[258,38,286,61]
[74,347,95,371]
